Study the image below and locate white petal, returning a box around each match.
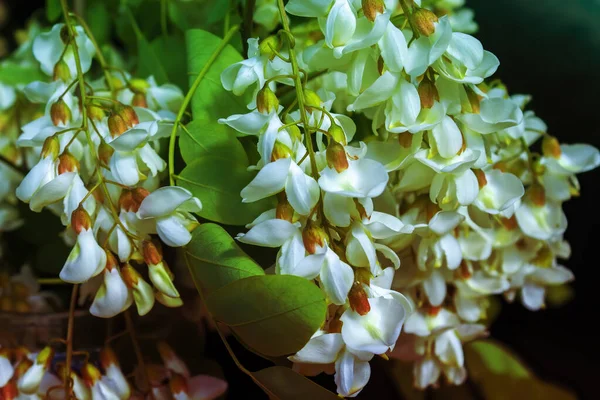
[137,186,193,218]
[289,332,345,364]
[285,162,320,215]
[431,116,463,158]
[156,216,192,247]
[90,269,132,318]
[60,229,107,283]
[241,158,290,202]
[334,351,371,398]
[236,219,298,247]
[320,250,354,305]
[423,269,446,307]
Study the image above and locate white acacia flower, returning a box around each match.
[90,258,133,318]
[136,186,202,247]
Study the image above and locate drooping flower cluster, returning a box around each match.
[3,22,202,317]
[0,341,226,399]
[221,0,600,395]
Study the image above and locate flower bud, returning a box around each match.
[87,103,106,121]
[53,59,70,81]
[362,0,385,22]
[157,342,190,378]
[155,291,184,308]
[531,245,553,268]
[427,305,442,316]
[349,282,370,315]
[271,141,292,161]
[326,140,349,172]
[148,260,179,298]
[287,121,302,142]
[98,139,114,166]
[129,78,150,94]
[41,135,60,159]
[169,373,189,396]
[398,132,413,148]
[81,363,102,386]
[303,89,322,109]
[14,358,33,380]
[71,205,92,234]
[108,113,128,137]
[100,347,120,369]
[276,193,294,222]
[259,36,280,60]
[418,77,439,109]
[105,250,118,271]
[466,86,481,114]
[528,184,546,207]
[473,169,487,189]
[328,122,347,145]
[119,104,139,126]
[353,198,369,220]
[132,92,148,108]
[413,8,439,37]
[1,382,17,400]
[122,264,155,316]
[50,99,72,126]
[58,152,80,174]
[18,346,54,394]
[142,240,163,266]
[542,135,561,158]
[132,187,150,204]
[256,86,279,114]
[499,215,518,231]
[302,221,328,254]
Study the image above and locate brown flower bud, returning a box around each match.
[418,77,439,109]
[71,206,92,234]
[413,8,439,37]
[473,169,487,189]
[326,140,349,172]
[132,92,148,108]
[98,139,114,166]
[528,184,546,207]
[398,132,413,148]
[349,282,371,315]
[142,240,163,266]
[58,152,80,174]
[271,141,292,161]
[362,0,385,22]
[108,113,128,137]
[276,193,294,222]
[50,99,72,126]
[302,221,328,254]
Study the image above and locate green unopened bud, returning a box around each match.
[41,136,60,159]
[302,221,328,254]
[53,59,70,81]
[129,78,150,94]
[109,76,125,91]
[362,0,385,22]
[418,77,439,109]
[58,152,80,174]
[413,8,439,37]
[50,99,72,126]
[87,103,105,121]
[326,140,349,172]
[328,122,347,145]
[259,36,281,60]
[542,135,562,159]
[256,86,279,114]
[271,141,292,161]
[98,139,114,166]
[285,117,302,141]
[303,89,322,109]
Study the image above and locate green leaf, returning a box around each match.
[206,275,326,357]
[185,223,264,293]
[136,35,169,84]
[46,0,62,22]
[465,340,577,400]
[179,119,247,165]
[85,1,112,46]
[149,35,188,90]
[0,63,45,86]
[176,156,273,225]
[185,29,249,121]
[252,367,339,400]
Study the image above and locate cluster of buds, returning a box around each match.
[3,22,201,318]
[221,0,600,395]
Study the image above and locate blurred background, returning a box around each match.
[1,0,599,398]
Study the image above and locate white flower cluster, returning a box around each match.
[221,0,600,395]
[0,341,227,399]
[2,23,202,318]
[0,346,130,399]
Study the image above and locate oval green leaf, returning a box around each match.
[252,367,339,400]
[185,223,264,293]
[176,156,273,225]
[185,29,249,120]
[179,119,248,165]
[206,275,326,357]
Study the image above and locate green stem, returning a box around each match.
[276,0,320,181]
[399,0,420,40]
[168,25,240,186]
